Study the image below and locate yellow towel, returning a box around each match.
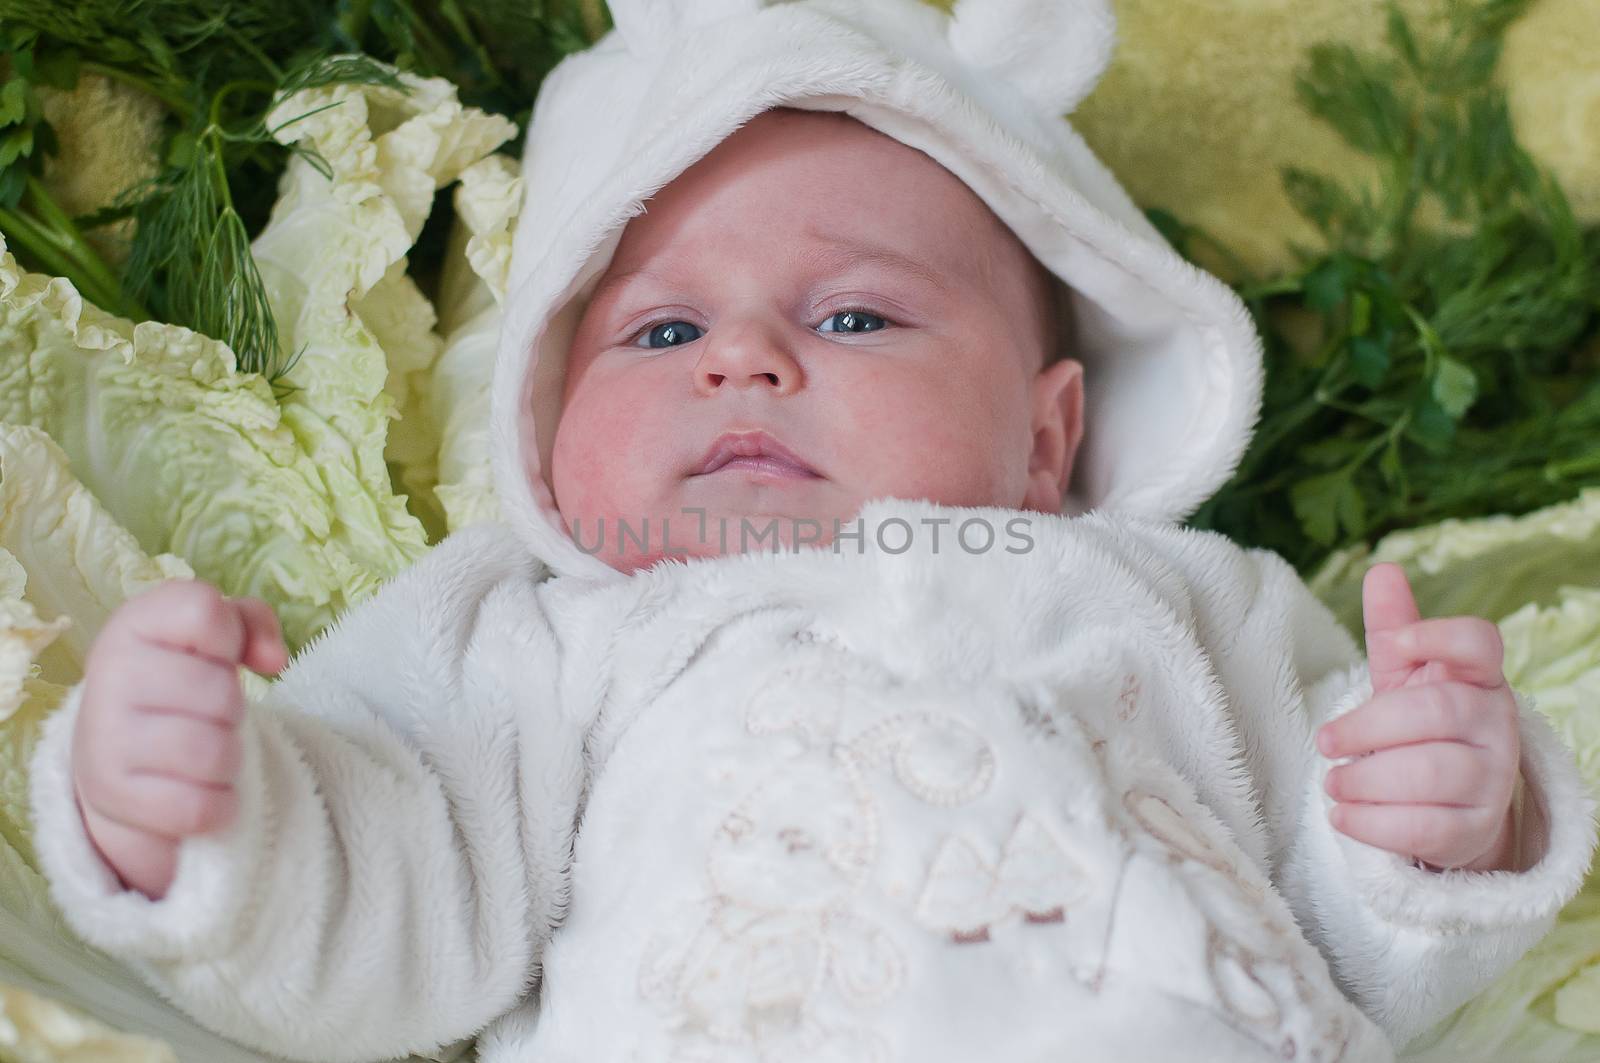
[1070,0,1600,282]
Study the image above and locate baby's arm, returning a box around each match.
[1140,525,1598,1052]
[28,524,581,1063]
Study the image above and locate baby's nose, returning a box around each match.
[692,322,803,395]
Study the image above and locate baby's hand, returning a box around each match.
[1314,563,1521,872]
[71,580,288,900]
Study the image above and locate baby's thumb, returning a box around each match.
[231,597,289,677]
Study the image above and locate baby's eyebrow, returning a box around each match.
[590,266,667,314]
[590,231,956,314]
[796,230,956,295]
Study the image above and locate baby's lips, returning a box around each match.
[691,429,821,478]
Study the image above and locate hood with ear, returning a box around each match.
[490,0,1266,582]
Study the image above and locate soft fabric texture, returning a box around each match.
[25,0,1599,1059]
[27,507,1599,1061]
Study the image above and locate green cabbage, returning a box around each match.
[1308,485,1600,631]
[0,66,517,1061]
[0,547,68,874]
[0,548,70,724]
[425,153,522,533]
[0,981,176,1063]
[0,426,286,1063]
[0,430,474,1051]
[255,69,517,552]
[0,423,201,871]
[0,66,514,654]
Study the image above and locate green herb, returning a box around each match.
[116,54,404,383]
[332,0,609,133]
[1168,0,1600,575]
[0,0,605,382]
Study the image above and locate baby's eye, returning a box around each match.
[817,309,888,334]
[635,321,703,349]
[629,308,891,350]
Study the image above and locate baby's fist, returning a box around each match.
[72,580,289,899]
[1315,563,1522,872]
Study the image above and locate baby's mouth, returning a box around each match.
[690,430,822,480]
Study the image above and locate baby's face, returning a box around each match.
[552,107,1083,573]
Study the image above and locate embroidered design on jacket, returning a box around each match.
[1118,780,1353,1062]
[1071,722,1355,1062]
[644,643,1358,1060]
[1122,788,1266,904]
[746,649,1116,950]
[912,813,1092,943]
[1204,926,1352,1062]
[639,646,1019,1053]
[637,758,904,1060]
[837,713,996,808]
[1115,672,1142,722]
[745,646,997,806]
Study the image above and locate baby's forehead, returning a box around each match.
[613,106,1057,336]
[702,108,1002,228]
[778,112,1040,266]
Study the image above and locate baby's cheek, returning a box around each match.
[555,386,671,511]
[853,381,1007,503]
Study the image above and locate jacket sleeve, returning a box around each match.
[1145,524,1599,1053]
[26,522,587,1063]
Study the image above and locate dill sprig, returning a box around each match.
[332,0,608,130]
[0,3,409,378]
[117,55,403,380]
[0,0,605,384]
[1166,0,1600,575]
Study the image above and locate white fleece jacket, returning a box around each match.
[26,499,1598,1062]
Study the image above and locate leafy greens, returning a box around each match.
[1162,0,1600,575]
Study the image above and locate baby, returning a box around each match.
[30,0,1599,1061]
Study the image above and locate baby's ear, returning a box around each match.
[947,0,1117,117]
[607,0,767,52]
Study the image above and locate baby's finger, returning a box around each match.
[1365,616,1506,689]
[124,712,242,787]
[119,580,249,667]
[232,597,289,677]
[1323,741,1489,808]
[1327,803,1494,867]
[85,773,238,840]
[79,810,179,895]
[1362,563,1424,695]
[117,646,246,726]
[1317,680,1500,758]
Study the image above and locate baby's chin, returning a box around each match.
[596,518,838,576]
[561,482,862,573]
[559,466,1048,574]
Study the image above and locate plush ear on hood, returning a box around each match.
[607,0,1117,119]
[946,0,1115,117]
[607,0,767,53]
